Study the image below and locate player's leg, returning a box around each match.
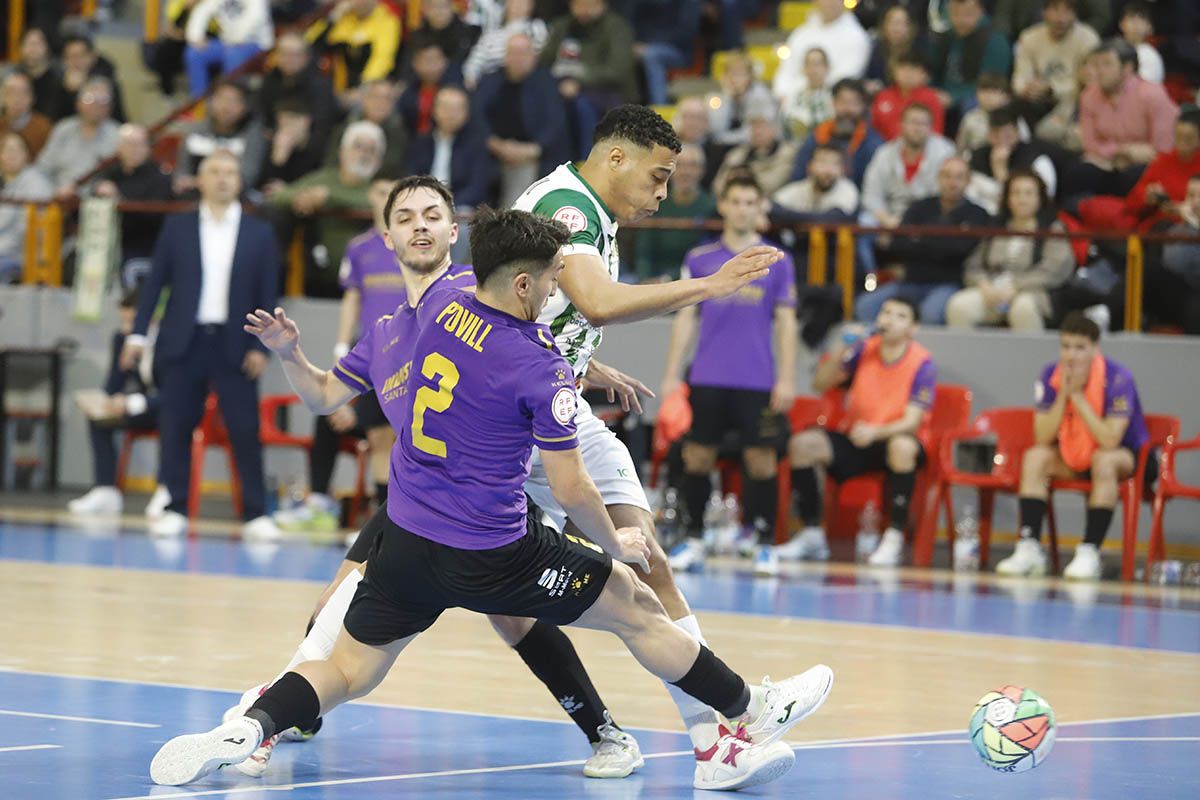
[866,433,924,567]
[1064,447,1135,580]
[276,413,342,532]
[670,385,724,571]
[739,389,786,575]
[778,428,834,560]
[997,444,1074,576]
[365,424,394,505]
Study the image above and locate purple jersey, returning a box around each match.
[682,240,797,392]
[1035,358,1148,453]
[340,230,407,331]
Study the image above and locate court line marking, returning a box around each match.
[0,709,160,729]
[0,744,62,753]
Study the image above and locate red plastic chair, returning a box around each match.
[188,393,243,521]
[1046,414,1179,581]
[115,428,159,492]
[1149,433,1200,580]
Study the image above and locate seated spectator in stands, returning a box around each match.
[398,43,463,139]
[712,95,799,197]
[1150,174,1200,334]
[782,296,938,567]
[173,80,265,195]
[856,156,989,324]
[791,78,883,189]
[91,124,174,287]
[271,121,383,297]
[17,28,62,120]
[782,47,835,141]
[184,0,273,97]
[861,103,956,232]
[967,106,1058,215]
[864,4,924,95]
[1119,2,1164,84]
[674,94,725,188]
[326,79,407,178]
[259,102,325,195]
[1062,39,1178,202]
[633,143,716,282]
[956,73,1024,152]
[405,0,482,78]
[871,53,945,142]
[144,0,199,95]
[1012,0,1099,141]
[50,34,128,123]
[0,72,52,158]
[0,133,52,282]
[631,0,700,106]
[66,289,159,517]
[772,144,859,223]
[37,77,119,197]
[929,0,1012,116]
[1037,51,1099,151]
[773,0,869,106]
[708,50,774,148]
[992,0,1109,40]
[258,31,339,155]
[476,32,570,207]
[995,312,1148,581]
[946,170,1075,331]
[462,0,547,89]
[308,0,401,94]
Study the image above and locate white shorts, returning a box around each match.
[524,394,651,532]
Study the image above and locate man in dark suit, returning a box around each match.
[121,150,281,539]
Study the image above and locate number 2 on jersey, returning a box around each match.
[411,352,459,457]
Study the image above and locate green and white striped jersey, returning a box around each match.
[512,162,619,377]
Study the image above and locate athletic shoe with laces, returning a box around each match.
[775,526,830,561]
[1063,543,1102,581]
[867,528,904,567]
[668,538,707,573]
[68,486,122,515]
[583,712,643,778]
[740,665,835,746]
[692,721,796,791]
[995,538,1047,577]
[150,716,263,786]
[753,544,780,576]
[145,485,171,520]
[235,733,278,777]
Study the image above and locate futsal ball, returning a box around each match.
[968,685,1056,773]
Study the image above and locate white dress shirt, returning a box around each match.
[196,202,242,325]
[430,133,454,186]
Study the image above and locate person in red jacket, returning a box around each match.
[870,53,946,141]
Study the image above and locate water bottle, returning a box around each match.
[702,490,724,551]
[719,492,743,555]
[953,504,981,571]
[855,501,881,561]
[656,488,680,546]
[1149,560,1183,585]
[1182,562,1200,588]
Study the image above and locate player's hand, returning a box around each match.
[242,349,268,380]
[244,307,301,357]
[708,245,783,298]
[585,360,653,414]
[770,378,795,414]
[328,404,357,433]
[614,526,651,573]
[119,340,144,371]
[660,375,684,403]
[848,422,877,448]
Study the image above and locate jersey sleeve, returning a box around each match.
[333,319,378,394]
[530,188,604,259]
[1104,365,1137,419]
[909,358,937,409]
[1034,362,1057,411]
[522,352,580,451]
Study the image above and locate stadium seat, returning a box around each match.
[778,1,812,32]
[188,392,243,522]
[746,43,786,83]
[1149,432,1200,581]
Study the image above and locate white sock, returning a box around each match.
[280,569,363,676]
[743,684,768,723]
[665,614,722,751]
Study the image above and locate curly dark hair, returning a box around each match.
[383,175,456,223]
[470,207,571,288]
[592,104,682,154]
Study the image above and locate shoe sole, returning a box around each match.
[693,745,796,791]
[749,666,835,747]
[150,729,258,786]
[582,753,644,778]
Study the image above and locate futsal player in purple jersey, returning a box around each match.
[151,208,834,792]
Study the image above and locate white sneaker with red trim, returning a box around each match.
[692,722,796,790]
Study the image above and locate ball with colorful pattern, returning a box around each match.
[969,685,1056,773]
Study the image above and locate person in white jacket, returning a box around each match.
[772,0,869,106]
[185,0,274,97]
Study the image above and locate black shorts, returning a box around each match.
[343,511,613,646]
[826,430,926,483]
[688,385,787,449]
[1075,446,1159,492]
[355,391,387,429]
[344,504,388,563]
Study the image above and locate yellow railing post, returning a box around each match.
[82,0,98,19]
[807,227,827,285]
[835,226,855,320]
[8,0,24,62]
[1124,234,1143,332]
[285,229,306,297]
[21,203,63,286]
[408,0,423,32]
[145,0,162,43]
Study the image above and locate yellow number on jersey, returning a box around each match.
[411,352,459,457]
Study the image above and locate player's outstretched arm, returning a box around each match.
[244,307,357,414]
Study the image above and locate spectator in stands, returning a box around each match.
[1150,174,1200,334]
[0,72,52,158]
[258,31,339,156]
[37,76,119,197]
[674,95,725,188]
[993,0,1109,40]
[708,0,764,51]
[65,289,159,516]
[271,120,383,297]
[773,0,869,106]
[1119,2,1164,84]
[946,170,1075,331]
[50,34,127,123]
[476,32,570,207]
[631,0,701,106]
[17,28,62,120]
[871,53,945,142]
[326,79,407,178]
[259,101,325,195]
[929,0,1012,116]
[772,144,859,224]
[406,0,482,77]
[712,94,799,197]
[143,0,197,95]
[1063,39,1178,202]
[708,50,773,148]
[398,43,462,139]
[956,73,1024,152]
[184,0,273,97]
[995,312,1149,581]
[864,4,924,95]
[173,80,265,195]
[0,132,52,282]
[782,47,835,140]
[856,156,989,324]
[861,103,956,233]
[790,78,883,189]
[92,124,175,287]
[308,0,402,93]
[633,143,716,282]
[782,296,938,567]
[1012,0,1100,141]
[967,105,1058,216]
[462,0,548,89]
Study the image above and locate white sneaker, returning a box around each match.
[1063,543,1102,581]
[149,510,187,538]
[741,665,835,746]
[867,528,904,567]
[775,526,830,561]
[753,544,780,577]
[222,684,267,725]
[692,723,796,790]
[150,716,263,786]
[995,538,1047,577]
[243,515,282,541]
[668,538,707,573]
[145,485,171,520]
[67,486,122,515]
[582,712,643,778]
[234,733,278,777]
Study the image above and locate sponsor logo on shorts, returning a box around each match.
[537,565,574,597]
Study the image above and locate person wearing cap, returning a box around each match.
[712,94,798,197]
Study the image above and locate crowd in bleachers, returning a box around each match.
[1,0,1199,333]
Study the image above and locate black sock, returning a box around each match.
[1018,497,1047,542]
[682,471,711,539]
[1084,506,1114,547]
[744,475,778,545]
[886,471,916,533]
[374,482,388,505]
[792,467,821,526]
[245,671,320,740]
[514,622,610,744]
[671,645,750,720]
